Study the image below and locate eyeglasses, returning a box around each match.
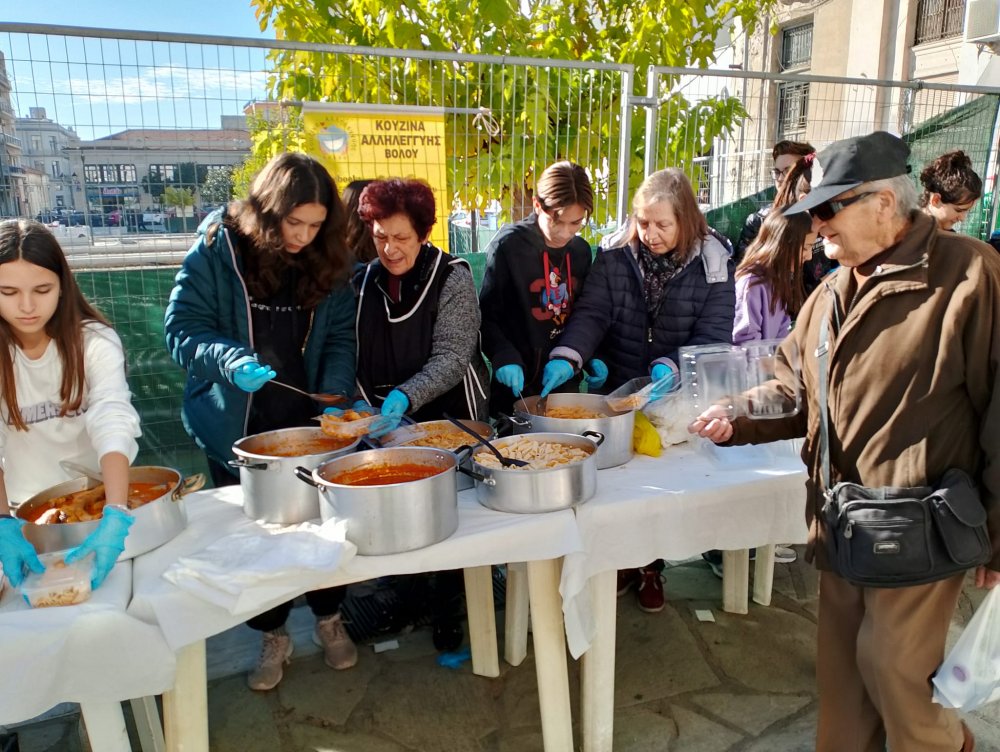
[771,167,791,181]
[809,191,877,222]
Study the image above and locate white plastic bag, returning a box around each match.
[933,587,1000,712]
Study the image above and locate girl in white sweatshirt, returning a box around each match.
[0,219,140,585]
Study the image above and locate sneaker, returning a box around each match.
[247,630,292,691]
[636,568,665,613]
[313,613,358,670]
[702,551,724,580]
[774,545,798,564]
[432,617,464,652]
[617,568,638,597]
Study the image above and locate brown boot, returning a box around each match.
[962,722,975,752]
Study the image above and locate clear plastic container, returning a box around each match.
[605,372,682,413]
[742,338,802,420]
[679,343,747,419]
[20,552,93,608]
[319,409,380,439]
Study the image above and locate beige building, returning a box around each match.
[16,108,81,214]
[0,51,25,217]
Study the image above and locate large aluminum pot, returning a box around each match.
[512,393,634,469]
[377,419,495,491]
[295,447,459,555]
[16,466,204,558]
[461,431,602,514]
[231,427,361,524]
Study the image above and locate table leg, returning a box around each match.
[162,640,209,752]
[78,700,131,752]
[504,562,529,667]
[722,549,750,615]
[526,558,574,752]
[581,569,617,752]
[464,565,500,678]
[753,543,776,607]
[130,696,166,752]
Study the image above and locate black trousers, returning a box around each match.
[206,454,348,633]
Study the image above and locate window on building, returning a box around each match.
[29,135,41,152]
[119,164,137,183]
[780,23,813,71]
[100,164,119,183]
[84,164,101,183]
[48,137,57,153]
[33,160,43,172]
[915,0,966,44]
[150,164,178,181]
[777,82,810,140]
[51,161,62,179]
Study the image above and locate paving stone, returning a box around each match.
[287,723,412,752]
[671,705,743,751]
[481,725,545,752]
[741,704,816,751]
[614,601,720,708]
[206,675,283,752]
[276,649,378,726]
[611,705,678,751]
[689,692,811,736]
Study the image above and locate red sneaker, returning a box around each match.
[617,568,638,597]
[637,568,664,613]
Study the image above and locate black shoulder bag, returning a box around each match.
[816,306,991,587]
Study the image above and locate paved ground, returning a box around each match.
[8,552,1000,751]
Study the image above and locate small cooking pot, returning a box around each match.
[459,431,603,513]
[295,447,459,555]
[512,393,634,469]
[231,427,361,524]
[16,466,204,558]
[374,419,495,491]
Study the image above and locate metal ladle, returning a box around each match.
[442,413,529,468]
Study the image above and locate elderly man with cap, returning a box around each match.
[689,130,1000,752]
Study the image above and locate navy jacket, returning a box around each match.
[552,235,736,391]
[164,211,356,465]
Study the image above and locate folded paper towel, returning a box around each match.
[163,519,356,615]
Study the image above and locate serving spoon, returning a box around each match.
[268,379,347,406]
[442,413,529,468]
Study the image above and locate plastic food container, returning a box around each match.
[319,410,380,439]
[20,552,93,608]
[604,372,681,413]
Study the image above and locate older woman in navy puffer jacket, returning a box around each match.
[544,168,735,396]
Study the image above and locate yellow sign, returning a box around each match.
[304,107,449,252]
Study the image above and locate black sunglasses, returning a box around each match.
[809,191,876,221]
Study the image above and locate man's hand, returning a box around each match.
[687,404,733,444]
[974,565,1000,590]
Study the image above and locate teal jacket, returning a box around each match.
[164,211,356,465]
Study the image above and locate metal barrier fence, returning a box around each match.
[643,66,1000,243]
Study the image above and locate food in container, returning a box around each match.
[328,463,447,486]
[605,372,681,413]
[19,481,175,524]
[242,434,355,457]
[319,408,380,439]
[473,438,591,470]
[20,552,93,608]
[378,419,493,490]
[544,405,607,420]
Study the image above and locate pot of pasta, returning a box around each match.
[512,393,634,469]
[375,419,495,491]
[294,446,459,555]
[232,427,362,524]
[461,431,603,513]
[16,466,205,559]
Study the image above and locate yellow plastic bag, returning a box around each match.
[632,411,662,457]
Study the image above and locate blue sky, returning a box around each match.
[4,1,273,39]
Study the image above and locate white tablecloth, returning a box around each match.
[560,440,809,657]
[0,561,177,724]
[129,486,584,650]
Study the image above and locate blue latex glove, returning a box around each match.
[64,506,135,589]
[370,389,409,438]
[0,517,44,587]
[540,359,575,398]
[232,360,276,393]
[583,359,609,391]
[437,645,472,669]
[324,399,374,416]
[494,364,525,396]
[650,362,679,401]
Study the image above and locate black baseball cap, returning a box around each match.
[784,131,911,215]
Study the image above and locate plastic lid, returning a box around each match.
[20,552,93,608]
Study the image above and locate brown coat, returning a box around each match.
[729,212,1000,571]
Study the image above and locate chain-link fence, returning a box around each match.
[642,66,1000,245]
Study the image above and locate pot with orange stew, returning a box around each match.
[231,427,362,524]
[294,447,459,555]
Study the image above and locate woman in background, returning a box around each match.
[919,150,983,232]
[342,179,377,263]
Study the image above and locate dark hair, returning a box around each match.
[0,219,111,431]
[629,168,708,263]
[736,210,812,319]
[358,178,437,240]
[535,161,594,216]
[213,152,350,308]
[342,180,377,263]
[772,140,815,160]
[772,155,814,209]
[919,150,983,207]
